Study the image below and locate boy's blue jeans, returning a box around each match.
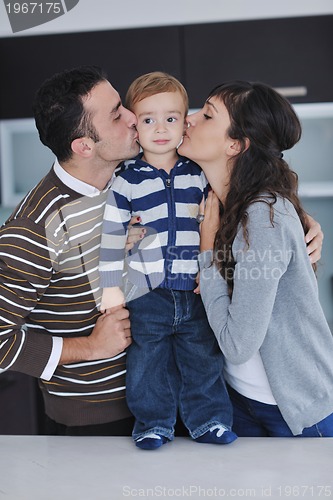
[228,385,333,437]
[126,288,233,441]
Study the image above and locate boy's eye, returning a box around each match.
[167,117,177,123]
[144,118,154,124]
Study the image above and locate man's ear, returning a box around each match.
[71,138,94,158]
[228,137,250,157]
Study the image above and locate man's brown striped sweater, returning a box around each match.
[0,167,131,426]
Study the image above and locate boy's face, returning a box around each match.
[132,91,186,157]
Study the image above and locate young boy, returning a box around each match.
[99,72,236,449]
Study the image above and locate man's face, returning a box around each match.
[84,80,140,165]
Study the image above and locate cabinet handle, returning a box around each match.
[274,86,307,97]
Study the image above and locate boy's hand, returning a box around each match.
[100,286,125,313]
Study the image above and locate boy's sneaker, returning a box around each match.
[135,433,169,450]
[195,425,237,445]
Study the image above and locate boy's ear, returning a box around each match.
[71,137,94,157]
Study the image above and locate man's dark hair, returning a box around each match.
[33,65,107,162]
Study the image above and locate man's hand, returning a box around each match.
[304,214,324,264]
[60,305,131,365]
[87,306,132,360]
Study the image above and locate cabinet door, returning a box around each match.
[0,26,182,119]
[183,15,333,107]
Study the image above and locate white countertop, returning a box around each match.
[0,436,332,499]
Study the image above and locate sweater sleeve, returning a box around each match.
[198,202,293,364]
[0,218,55,378]
[99,177,132,288]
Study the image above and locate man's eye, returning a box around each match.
[203,114,212,120]
[114,114,121,121]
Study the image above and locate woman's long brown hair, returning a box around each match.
[208,82,314,296]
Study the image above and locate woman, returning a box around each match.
[178,81,333,437]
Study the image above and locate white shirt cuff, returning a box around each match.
[40,336,63,381]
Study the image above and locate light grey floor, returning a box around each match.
[0,436,332,499]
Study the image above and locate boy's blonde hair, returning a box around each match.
[125,71,189,115]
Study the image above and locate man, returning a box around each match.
[0,65,140,435]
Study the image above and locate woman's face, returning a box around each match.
[178,96,236,199]
[178,96,233,166]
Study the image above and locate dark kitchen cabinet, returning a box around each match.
[1,15,332,119]
[183,15,333,106]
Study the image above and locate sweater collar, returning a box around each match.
[123,153,189,172]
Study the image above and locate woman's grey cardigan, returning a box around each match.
[198,197,333,435]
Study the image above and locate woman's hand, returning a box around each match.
[304,214,324,264]
[199,190,220,252]
[125,216,146,252]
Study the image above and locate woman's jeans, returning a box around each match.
[228,386,333,437]
[126,288,233,441]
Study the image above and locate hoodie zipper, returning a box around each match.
[163,171,176,287]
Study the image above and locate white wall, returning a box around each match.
[1,0,333,38]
